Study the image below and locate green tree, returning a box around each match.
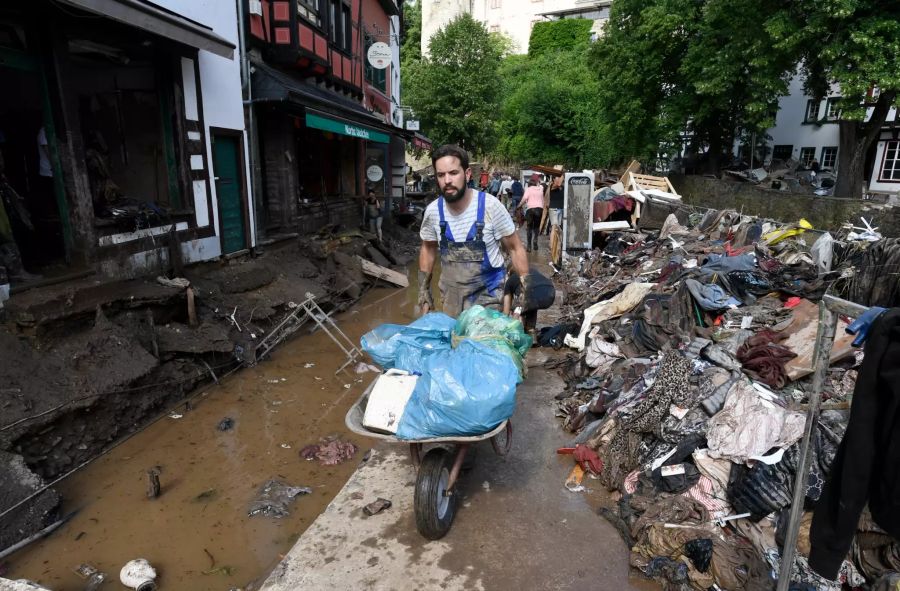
[773,1,900,197]
[590,0,795,172]
[400,0,421,72]
[495,49,605,168]
[404,14,508,155]
[591,0,900,192]
[528,19,592,58]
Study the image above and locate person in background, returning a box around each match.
[519,173,545,252]
[547,175,564,230]
[510,176,525,213]
[487,172,501,197]
[502,268,555,334]
[366,189,383,242]
[498,174,513,209]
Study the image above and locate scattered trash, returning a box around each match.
[564,464,586,493]
[299,437,358,465]
[363,498,392,516]
[156,276,190,289]
[247,479,312,518]
[280,443,291,449]
[193,488,218,503]
[75,563,107,590]
[354,362,381,374]
[168,413,183,420]
[119,558,157,591]
[216,417,235,431]
[304,362,316,368]
[146,467,161,499]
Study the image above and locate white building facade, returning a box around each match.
[421,0,610,56]
[763,74,899,196]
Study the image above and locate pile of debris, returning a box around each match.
[547,207,900,590]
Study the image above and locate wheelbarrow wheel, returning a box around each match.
[414,448,458,540]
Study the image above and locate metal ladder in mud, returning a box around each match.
[255,292,362,374]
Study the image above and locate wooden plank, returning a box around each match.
[783,299,855,380]
[357,256,409,288]
[618,160,641,186]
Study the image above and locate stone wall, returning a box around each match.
[667,175,900,237]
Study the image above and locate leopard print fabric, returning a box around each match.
[600,351,694,489]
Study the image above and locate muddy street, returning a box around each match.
[4,278,419,591]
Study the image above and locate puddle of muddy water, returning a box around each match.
[6,273,422,590]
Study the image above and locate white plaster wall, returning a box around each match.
[421,0,469,56]
[765,74,841,165]
[99,236,225,279]
[422,0,606,55]
[146,0,256,251]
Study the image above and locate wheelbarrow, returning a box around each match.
[345,379,512,540]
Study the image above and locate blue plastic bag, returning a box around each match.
[395,339,519,439]
[360,313,457,372]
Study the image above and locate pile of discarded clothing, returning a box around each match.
[549,208,900,590]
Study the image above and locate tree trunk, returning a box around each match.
[834,91,897,199]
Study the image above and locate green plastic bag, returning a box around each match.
[452,305,533,381]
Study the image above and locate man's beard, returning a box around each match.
[442,180,467,203]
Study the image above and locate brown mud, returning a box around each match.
[4,278,419,590]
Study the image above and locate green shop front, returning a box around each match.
[251,62,400,236]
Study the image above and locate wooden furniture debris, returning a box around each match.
[358,256,409,288]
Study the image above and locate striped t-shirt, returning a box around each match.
[420,192,515,268]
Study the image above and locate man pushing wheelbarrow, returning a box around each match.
[348,145,537,539]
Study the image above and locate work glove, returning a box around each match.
[846,306,887,347]
[417,270,434,314]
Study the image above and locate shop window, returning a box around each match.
[364,33,386,92]
[298,0,322,28]
[799,147,815,167]
[879,140,900,182]
[820,146,838,169]
[68,36,179,222]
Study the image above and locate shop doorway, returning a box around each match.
[0,61,67,276]
[212,132,248,255]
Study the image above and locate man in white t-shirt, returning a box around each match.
[418,145,530,317]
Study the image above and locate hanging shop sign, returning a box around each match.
[366,42,391,70]
[305,112,389,144]
[366,165,384,182]
[405,120,420,131]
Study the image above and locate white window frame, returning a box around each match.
[799,147,816,167]
[821,146,838,170]
[804,99,820,123]
[825,97,842,121]
[879,140,900,182]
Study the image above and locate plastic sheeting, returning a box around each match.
[395,339,520,439]
[361,307,528,439]
[453,305,532,379]
[360,313,457,372]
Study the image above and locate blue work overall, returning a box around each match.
[437,192,506,317]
